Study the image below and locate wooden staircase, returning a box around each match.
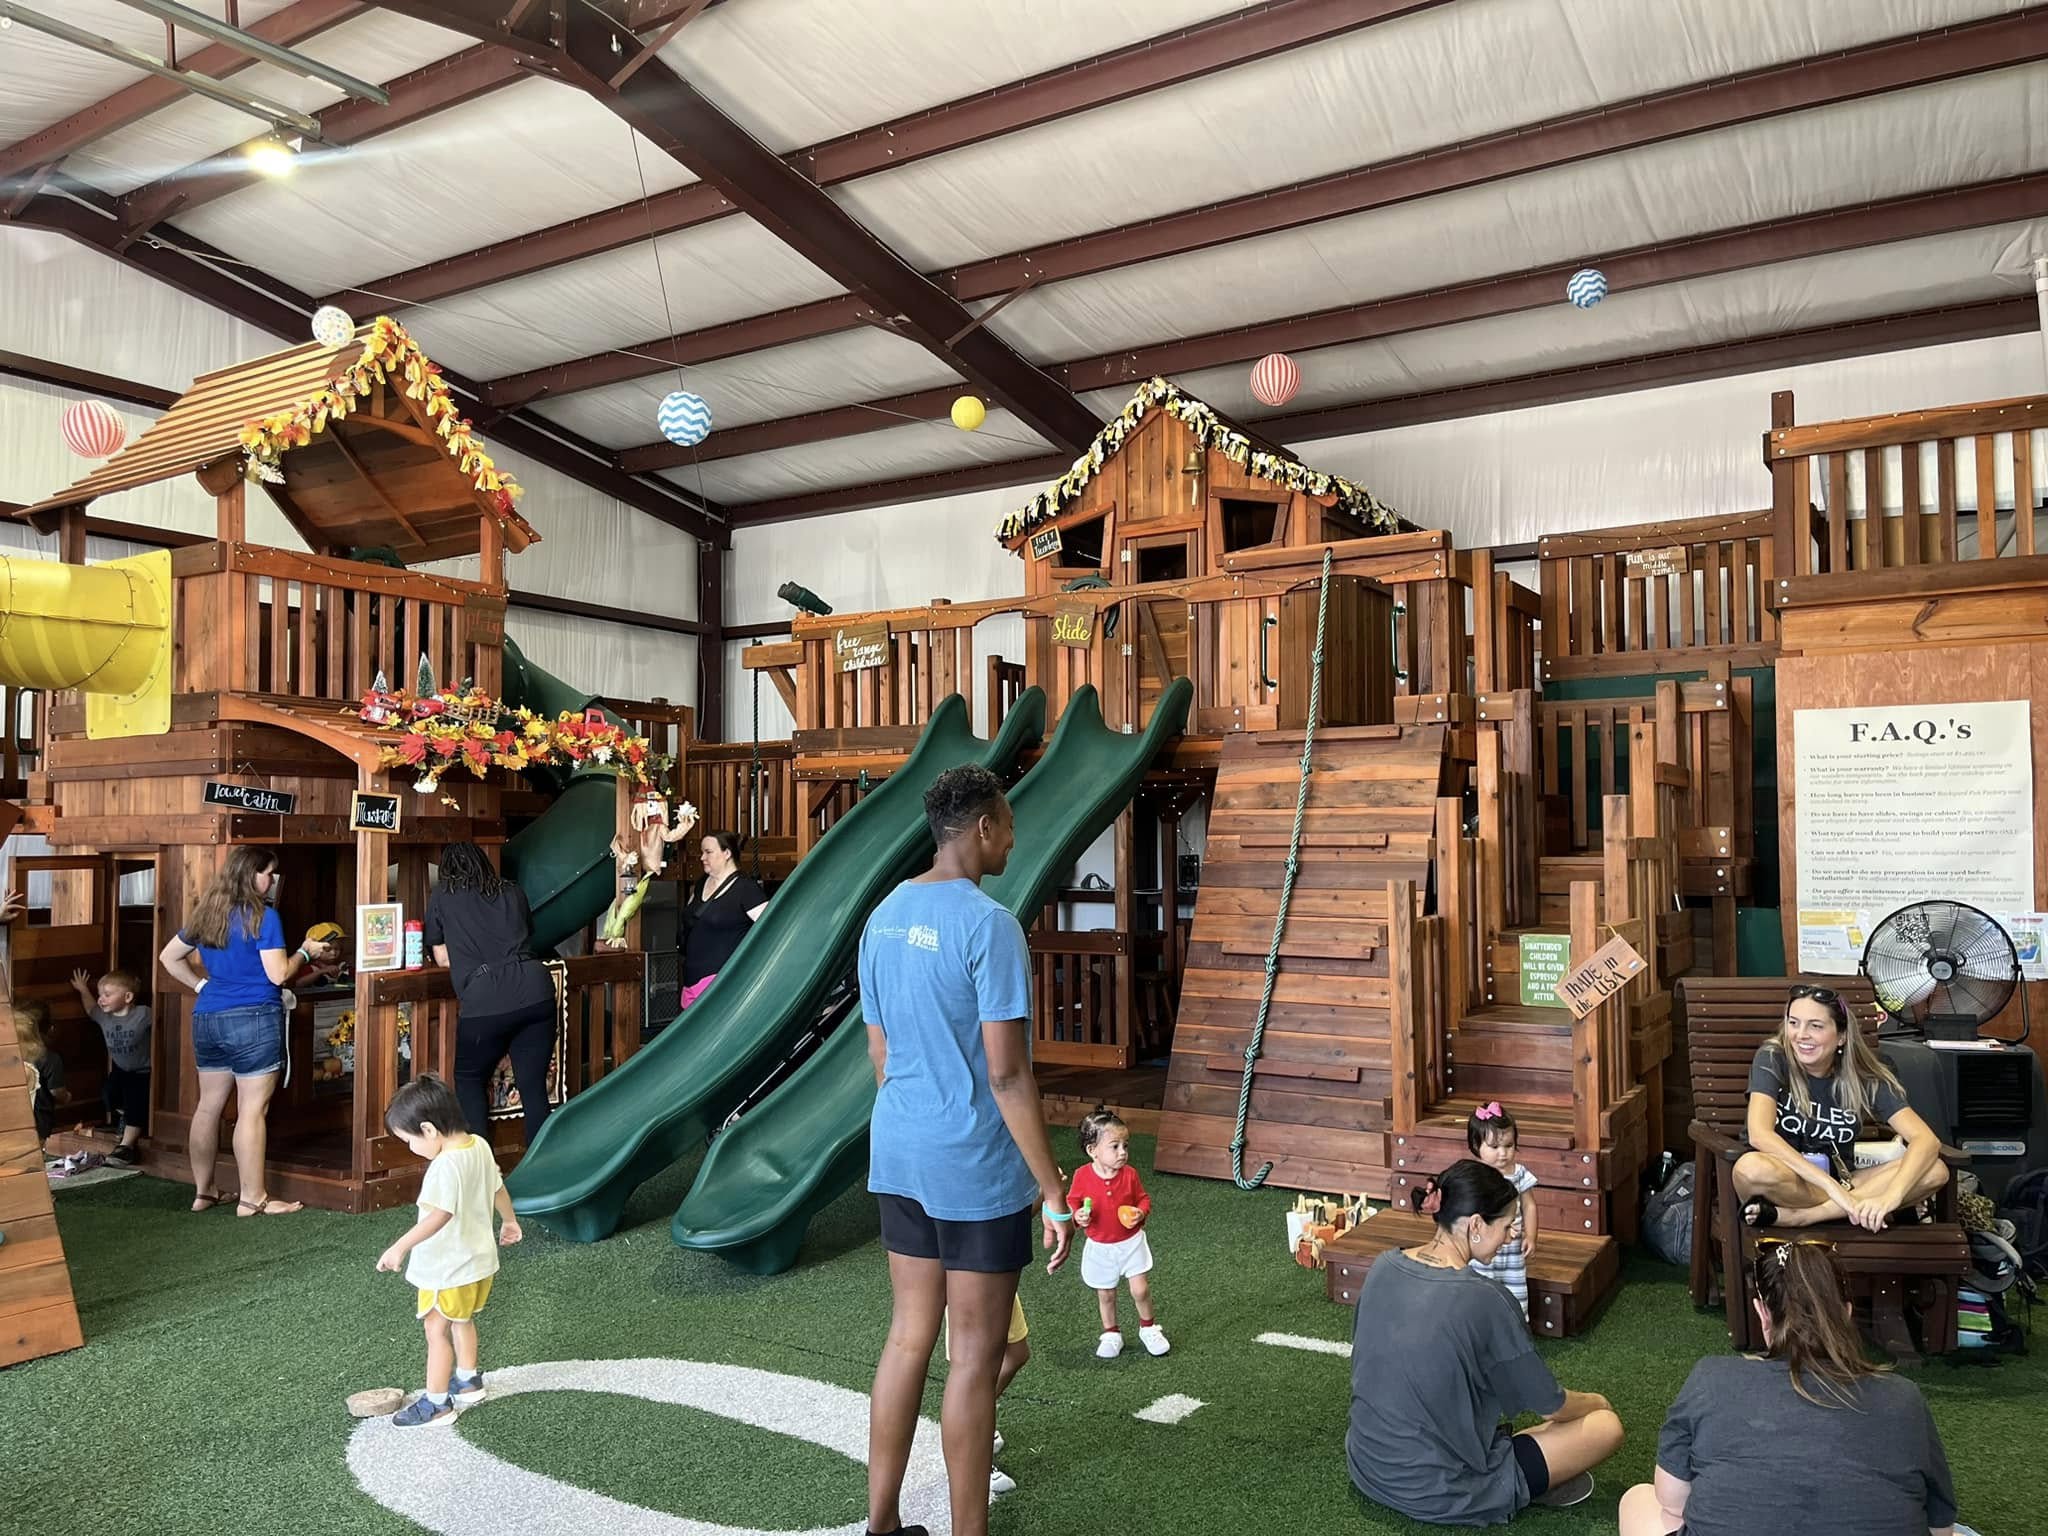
[1,1005,84,1368]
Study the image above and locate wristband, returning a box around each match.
[1042,1203,1071,1222]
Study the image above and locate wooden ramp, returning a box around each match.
[2,1006,84,1368]
[1324,1208,1620,1338]
[1154,723,1449,1195]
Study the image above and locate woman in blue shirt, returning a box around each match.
[159,846,330,1216]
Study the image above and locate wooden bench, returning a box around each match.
[1323,1208,1620,1338]
[1678,976,1969,1364]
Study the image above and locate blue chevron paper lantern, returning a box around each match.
[1565,267,1608,308]
[657,390,713,447]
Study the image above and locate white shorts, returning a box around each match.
[1080,1229,1154,1290]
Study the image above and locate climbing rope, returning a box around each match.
[1231,546,1334,1191]
[748,668,763,884]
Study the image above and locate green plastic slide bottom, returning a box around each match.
[672,678,1194,1273]
[506,689,1050,1242]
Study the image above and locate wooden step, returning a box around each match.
[1324,1209,1621,1337]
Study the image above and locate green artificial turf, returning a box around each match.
[4,1130,2040,1536]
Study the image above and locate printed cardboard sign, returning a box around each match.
[1556,933,1647,1019]
[1029,525,1064,561]
[1051,601,1095,648]
[1517,932,1572,1009]
[203,780,296,815]
[1625,545,1688,578]
[832,620,889,674]
[349,791,402,835]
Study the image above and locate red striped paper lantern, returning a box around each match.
[61,399,127,459]
[1248,352,1301,408]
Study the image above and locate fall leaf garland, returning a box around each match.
[238,316,524,508]
[355,686,668,793]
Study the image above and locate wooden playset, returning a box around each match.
[1,321,656,1252]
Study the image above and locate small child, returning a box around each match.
[1069,1106,1169,1358]
[1465,1101,1539,1317]
[375,1075,521,1427]
[70,968,151,1166]
[943,1295,1030,1498]
[15,1001,60,1149]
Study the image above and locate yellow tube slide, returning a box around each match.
[0,550,172,738]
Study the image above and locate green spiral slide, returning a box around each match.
[506,687,1050,1241]
[672,678,1193,1274]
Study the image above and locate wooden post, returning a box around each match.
[1389,880,1421,1136]
[1767,390,1797,592]
[697,540,724,743]
[1470,549,1497,692]
[1569,879,1602,1153]
[1476,729,1505,971]
[351,765,394,1187]
[1434,798,1467,1023]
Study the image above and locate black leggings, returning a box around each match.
[453,1001,555,1146]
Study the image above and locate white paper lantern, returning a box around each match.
[658,390,713,447]
[311,305,355,347]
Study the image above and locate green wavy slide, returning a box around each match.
[672,678,1192,1274]
[507,687,1049,1241]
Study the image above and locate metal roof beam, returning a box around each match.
[723,297,2041,527]
[0,0,357,184]
[332,0,1449,312]
[484,7,2048,410]
[376,0,1101,453]
[617,172,2048,472]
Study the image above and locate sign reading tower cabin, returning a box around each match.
[203,780,296,815]
[833,620,889,674]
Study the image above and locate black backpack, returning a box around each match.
[2000,1167,2048,1280]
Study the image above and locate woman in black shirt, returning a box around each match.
[424,842,557,1143]
[680,830,767,1008]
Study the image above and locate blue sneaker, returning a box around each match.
[391,1394,457,1428]
[451,1372,486,1405]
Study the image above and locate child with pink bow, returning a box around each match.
[1464,1101,1539,1317]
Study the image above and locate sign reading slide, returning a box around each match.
[1625,545,1688,578]
[1030,525,1064,561]
[349,791,403,835]
[1518,931,1572,1009]
[1051,600,1095,648]
[1793,700,2034,974]
[832,620,889,674]
[203,780,296,815]
[1555,933,1647,1019]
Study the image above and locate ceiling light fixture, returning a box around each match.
[243,136,298,178]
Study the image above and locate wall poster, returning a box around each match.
[1793,700,2033,974]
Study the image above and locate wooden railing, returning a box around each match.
[1767,390,2046,581]
[987,657,1028,731]
[1,685,42,796]
[171,543,506,704]
[602,696,692,803]
[356,951,644,1167]
[1469,549,1541,693]
[1030,927,1133,1069]
[1537,511,1779,680]
[682,740,797,874]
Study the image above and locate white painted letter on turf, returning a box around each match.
[347,1358,951,1535]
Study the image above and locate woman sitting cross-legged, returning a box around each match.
[1619,1237,1959,1536]
[1734,984,1948,1231]
[1348,1159,1625,1524]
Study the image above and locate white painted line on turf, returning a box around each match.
[1255,1331,1352,1357]
[1133,1393,1205,1425]
[347,1358,949,1535]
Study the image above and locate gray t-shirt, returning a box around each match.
[88,1002,152,1073]
[1748,1042,1907,1155]
[1658,1355,1955,1536]
[1348,1248,1565,1525]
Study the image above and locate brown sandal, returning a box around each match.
[191,1191,236,1213]
[236,1196,304,1217]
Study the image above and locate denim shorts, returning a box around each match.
[192,1003,285,1077]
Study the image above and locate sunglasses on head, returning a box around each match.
[1786,984,1839,1004]
[1752,1235,1837,1274]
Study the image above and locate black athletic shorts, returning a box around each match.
[877,1193,1033,1273]
[1510,1431,1550,1499]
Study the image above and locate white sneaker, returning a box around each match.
[991,1430,1004,1456]
[1139,1323,1171,1356]
[989,1466,1016,1498]
[1095,1330,1124,1359]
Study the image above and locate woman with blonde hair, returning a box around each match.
[159,846,334,1215]
[1733,983,1947,1231]
[1619,1238,1958,1536]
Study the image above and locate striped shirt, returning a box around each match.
[1468,1163,1539,1318]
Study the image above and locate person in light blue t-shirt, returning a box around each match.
[859,764,1072,1536]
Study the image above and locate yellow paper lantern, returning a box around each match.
[950,395,987,431]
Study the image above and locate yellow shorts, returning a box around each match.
[943,1294,1028,1361]
[416,1276,493,1321]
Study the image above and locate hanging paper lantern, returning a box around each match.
[1566,268,1608,308]
[658,390,712,447]
[60,399,126,459]
[950,395,987,431]
[1248,352,1301,408]
[311,304,355,347]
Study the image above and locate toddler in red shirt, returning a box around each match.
[1068,1106,1170,1358]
